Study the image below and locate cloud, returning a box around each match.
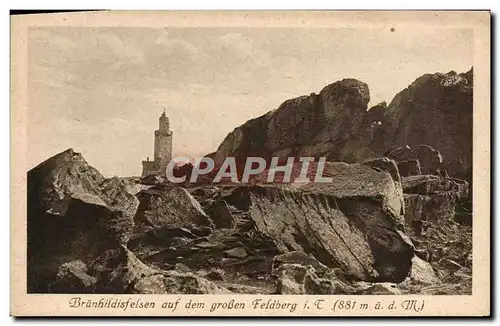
[95,32,145,65]
[154,35,208,61]
[213,33,255,55]
[212,32,273,66]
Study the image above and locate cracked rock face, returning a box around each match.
[134,185,214,236]
[275,263,335,295]
[402,174,470,228]
[212,70,473,181]
[397,160,422,177]
[27,149,139,292]
[212,78,378,168]
[27,68,473,295]
[28,149,139,220]
[226,160,413,283]
[90,246,230,294]
[375,70,473,179]
[49,260,97,293]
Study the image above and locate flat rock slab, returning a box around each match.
[224,247,248,259]
[295,161,404,221]
[402,175,469,199]
[233,181,413,282]
[134,185,214,235]
[404,191,458,225]
[272,251,328,275]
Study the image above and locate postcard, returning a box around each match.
[10,10,490,316]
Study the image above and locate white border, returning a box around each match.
[3,1,497,324]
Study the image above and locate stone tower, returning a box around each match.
[142,110,173,176]
[154,109,173,172]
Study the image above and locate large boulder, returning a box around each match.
[402,175,470,229]
[373,69,472,179]
[415,145,443,175]
[49,260,97,293]
[386,145,415,162]
[211,69,472,181]
[355,283,401,295]
[274,263,352,295]
[407,256,440,285]
[229,162,413,282]
[402,175,469,199]
[272,251,328,275]
[397,160,422,177]
[133,272,230,294]
[89,246,229,294]
[385,144,443,177]
[90,247,160,293]
[212,78,379,168]
[27,149,139,292]
[404,192,458,226]
[206,200,235,229]
[134,185,214,235]
[361,157,405,217]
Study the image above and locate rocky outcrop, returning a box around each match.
[272,251,328,274]
[90,246,161,293]
[213,79,380,169]
[27,149,138,221]
[27,149,139,292]
[134,185,214,235]
[402,175,470,230]
[400,218,472,294]
[206,200,235,229]
[274,263,355,295]
[386,145,415,162]
[415,145,443,175]
[361,157,405,217]
[49,260,97,293]
[385,144,443,177]
[121,178,152,196]
[404,192,457,228]
[382,143,472,232]
[211,69,472,181]
[225,162,413,282]
[397,160,421,177]
[134,223,281,280]
[27,68,474,295]
[355,283,401,295]
[68,246,230,294]
[407,256,439,285]
[402,175,469,199]
[375,69,473,179]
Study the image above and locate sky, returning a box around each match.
[27,27,472,177]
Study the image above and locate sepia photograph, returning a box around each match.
[10,10,490,316]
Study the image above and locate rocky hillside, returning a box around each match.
[374,69,473,179]
[26,68,473,295]
[27,149,472,295]
[212,78,379,168]
[212,69,473,180]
